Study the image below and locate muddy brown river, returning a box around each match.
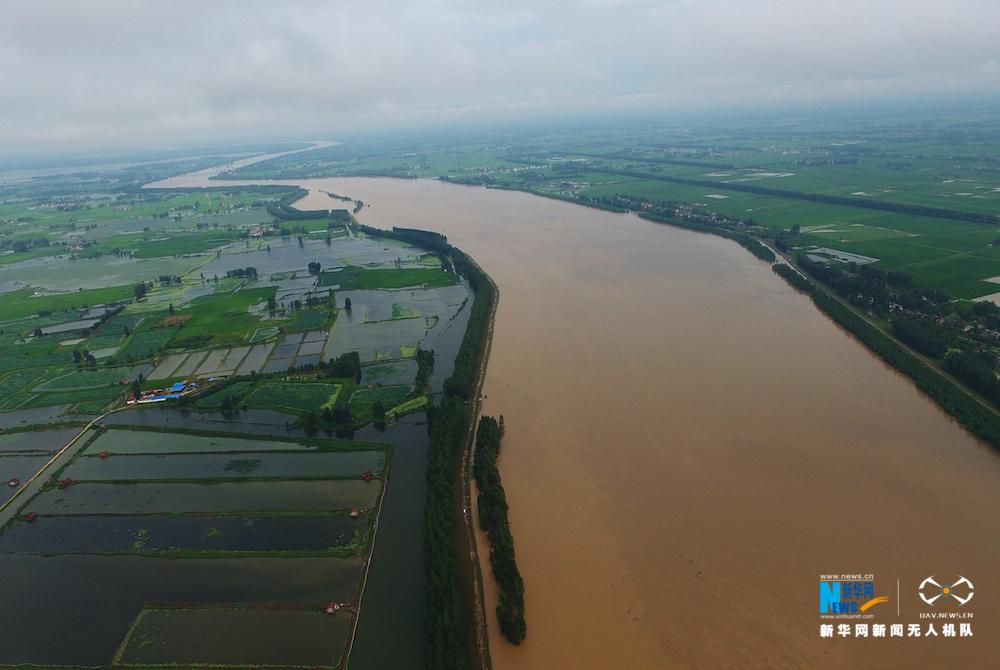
[151,169,1000,669]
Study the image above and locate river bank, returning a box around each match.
[151,168,1000,669]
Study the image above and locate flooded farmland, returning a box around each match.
[274,177,1000,669]
[0,554,361,666]
[0,514,367,554]
[139,156,1000,669]
[63,449,384,480]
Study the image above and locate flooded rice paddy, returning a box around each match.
[325,285,469,363]
[0,427,78,452]
[0,554,361,666]
[63,449,384,480]
[0,425,386,667]
[84,428,324,453]
[362,360,419,386]
[0,513,366,554]
[117,607,351,666]
[29,479,380,515]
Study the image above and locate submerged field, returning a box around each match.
[0,187,466,424]
[0,427,386,667]
[0,160,475,668]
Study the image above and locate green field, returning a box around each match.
[248,325,280,343]
[75,228,237,260]
[170,286,277,346]
[0,338,75,372]
[319,266,455,290]
[245,381,342,413]
[36,365,145,391]
[192,380,257,409]
[0,285,134,322]
[113,325,178,362]
[286,307,331,331]
[384,394,428,421]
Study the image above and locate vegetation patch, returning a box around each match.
[248,325,280,343]
[384,394,429,421]
[474,416,526,643]
[0,285,133,322]
[246,381,341,414]
[192,380,256,410]
[392,303,420,319]
[35,365,144,391]
[113,326,178,363]
[320,266,455,290]
[349,385,412,408]
[169,286,277,347]
[287,307,330,331]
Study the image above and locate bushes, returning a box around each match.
[322,351,361,380]
[423,394,470,670]
[891,317,949,358]
[944,351,1000,405]
[415,348,435,390]
[474,416,526,644]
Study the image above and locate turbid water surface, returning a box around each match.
[149,168,1000,669]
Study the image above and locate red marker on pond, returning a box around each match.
[24,512,38,523]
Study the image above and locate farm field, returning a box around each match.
[319,265,456,290]
[0,427,387,667]
[0,171,470,668]
[245,381,342,413]
[225,113,1000,301]
[0,153,474,668]
[29,479,380,514]
[62,449,384,481]
[82,428,378,454]
[115,607,351,667]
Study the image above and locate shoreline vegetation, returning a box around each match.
[352,223,498,670]
[473,415,525,644]
[772,263,1000,447]
[249,178,997,668]
[512,186,1000,451]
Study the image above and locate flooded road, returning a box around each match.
[153,172,1000,669]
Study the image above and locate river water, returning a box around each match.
[150,169,1000,669]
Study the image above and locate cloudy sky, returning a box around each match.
[2,0,998,152]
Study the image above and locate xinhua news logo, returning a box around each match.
[819,576,889,615]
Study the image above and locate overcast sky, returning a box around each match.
[2,0,998,152]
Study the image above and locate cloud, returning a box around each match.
[0,0,997,150]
